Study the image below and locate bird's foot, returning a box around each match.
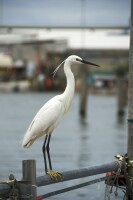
[46,170,62,180]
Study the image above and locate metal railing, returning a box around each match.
[0,159,124,200]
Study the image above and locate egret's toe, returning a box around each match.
[47,170,62,180]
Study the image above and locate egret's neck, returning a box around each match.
[62,61,75,112]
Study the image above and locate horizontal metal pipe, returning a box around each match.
[37,161,122,187]
[0,161,123,196]
[0,25,129,30]
[40,176,108,199]
[0,183,11,196]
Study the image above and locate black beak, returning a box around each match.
[81,59,100,67]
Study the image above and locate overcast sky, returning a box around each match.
[0,0,131,27]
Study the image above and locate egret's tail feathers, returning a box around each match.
[22,142,31,148]
[22,137,35,148]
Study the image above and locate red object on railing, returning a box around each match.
[37,195,43,200]
[106,171,126,186]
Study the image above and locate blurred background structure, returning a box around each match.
[0,0,130,94]
[0,0,131,199]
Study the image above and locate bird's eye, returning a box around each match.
[76,58,81,62]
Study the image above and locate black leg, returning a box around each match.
[42,135,48,174]
[46,134,52,170]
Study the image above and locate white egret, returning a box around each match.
[22,55,100,179]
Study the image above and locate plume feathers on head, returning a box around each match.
[52,60,65,78]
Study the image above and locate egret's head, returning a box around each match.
[53,55,100,77]
[66,55,100,67]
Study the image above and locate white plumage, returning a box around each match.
[22,55,76,148]
[22,95,66,147]
[22,55,100,177]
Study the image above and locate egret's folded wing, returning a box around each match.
[22,100,64,147]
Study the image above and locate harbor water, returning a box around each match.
[0,92,127,199]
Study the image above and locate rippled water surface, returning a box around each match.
[0,92,127,199]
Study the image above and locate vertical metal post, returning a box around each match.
[127,0,133,199]
[128,0,133,157]
[22,160,37,200]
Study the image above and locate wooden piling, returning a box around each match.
[79,64,88,120]
[115,67,127,122]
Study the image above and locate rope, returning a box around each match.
[105,154,130,200]
[105,157,123,200]
[105,183,111,200]
[38,176,114,199]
